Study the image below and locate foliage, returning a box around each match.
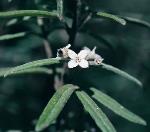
[91,88,146,125]
[0,0,149,132]
[36,84,78,131]
[76,91,116,132]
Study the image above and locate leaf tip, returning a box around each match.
[4,73,8,78]
[35,122,48,132]
[121,19,127,26]
[138,81,143,88]
[66,84,79,89]
[139,119,147,126]
[4,70,12,77]
[90,87,97,94]
[35,126,40,132]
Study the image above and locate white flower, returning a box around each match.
[94,54,104,65]
[83,46,96,60]
[65,44,71,49]
[83,46,104,65]
[68,49,89,68]
[57,44,71,58]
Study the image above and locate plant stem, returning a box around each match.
[43,39,52,58]
[68,0,81,46]
[37,17,52,58]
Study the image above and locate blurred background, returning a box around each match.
[0,0,150,131]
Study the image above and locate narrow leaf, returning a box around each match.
[4,58,60,77]
[0,67,52,77]
[35,84,78,132]
[6,18,18,26]
[0,32,26,41]
[101,63,142,87]
[0,10,58,18]
[97,12,126,25]
[76,91,116,132]
[91,88,147,126]
[123,16,150,29]
[57,0,63,20]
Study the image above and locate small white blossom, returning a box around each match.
[57,44,71,58]
[83,46,96,60]
[68,49,89,68]
[94,54,104,65]
[83,46,103,65]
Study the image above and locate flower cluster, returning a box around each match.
[57,44,104,68]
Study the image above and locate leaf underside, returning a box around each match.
[76,91,116,132]
[91,88,147,126]
[35,84,78,132]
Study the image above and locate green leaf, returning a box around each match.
[0,10,58,18]
[101,63,142,87]
[123,16,150,29]
[0,68,10,77]
[97,12,126,26]
[0,67,52,77]
[35,84,78,132]
[76,91,116,132]
[6,18,18,26]
[91,88,147,126]
[4,58,60,77]
[0,32,26,41]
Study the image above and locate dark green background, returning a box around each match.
[0,0,149,131]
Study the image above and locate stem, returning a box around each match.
[68,0,81,45]
[78,12,92,30]
[55,0,81,88]
[43,39,52,58]
[37,17,57,90]
[37,17,53,58]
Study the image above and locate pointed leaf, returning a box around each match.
[76,91,116,132]
[0,32,26,41]
[0,10,58,18]
[101,63,142,87]
[123,16,150,29]
[4,58,60,77]
[35,84,78,132]
[91,88,147,126]
[0,68,10,77]
[0,67,52,77]
[6,18,18,26]
[97,12,126,25]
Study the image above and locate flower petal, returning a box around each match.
[68,49,77,59]
[68,60,78,68]
[66,44,71,49]
[83,47,91,52]
[78,50,88,59]
[95,54,103,60]
[79,59,89,68]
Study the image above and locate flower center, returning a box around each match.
[95,58,103,64]
[75,56,81,63]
